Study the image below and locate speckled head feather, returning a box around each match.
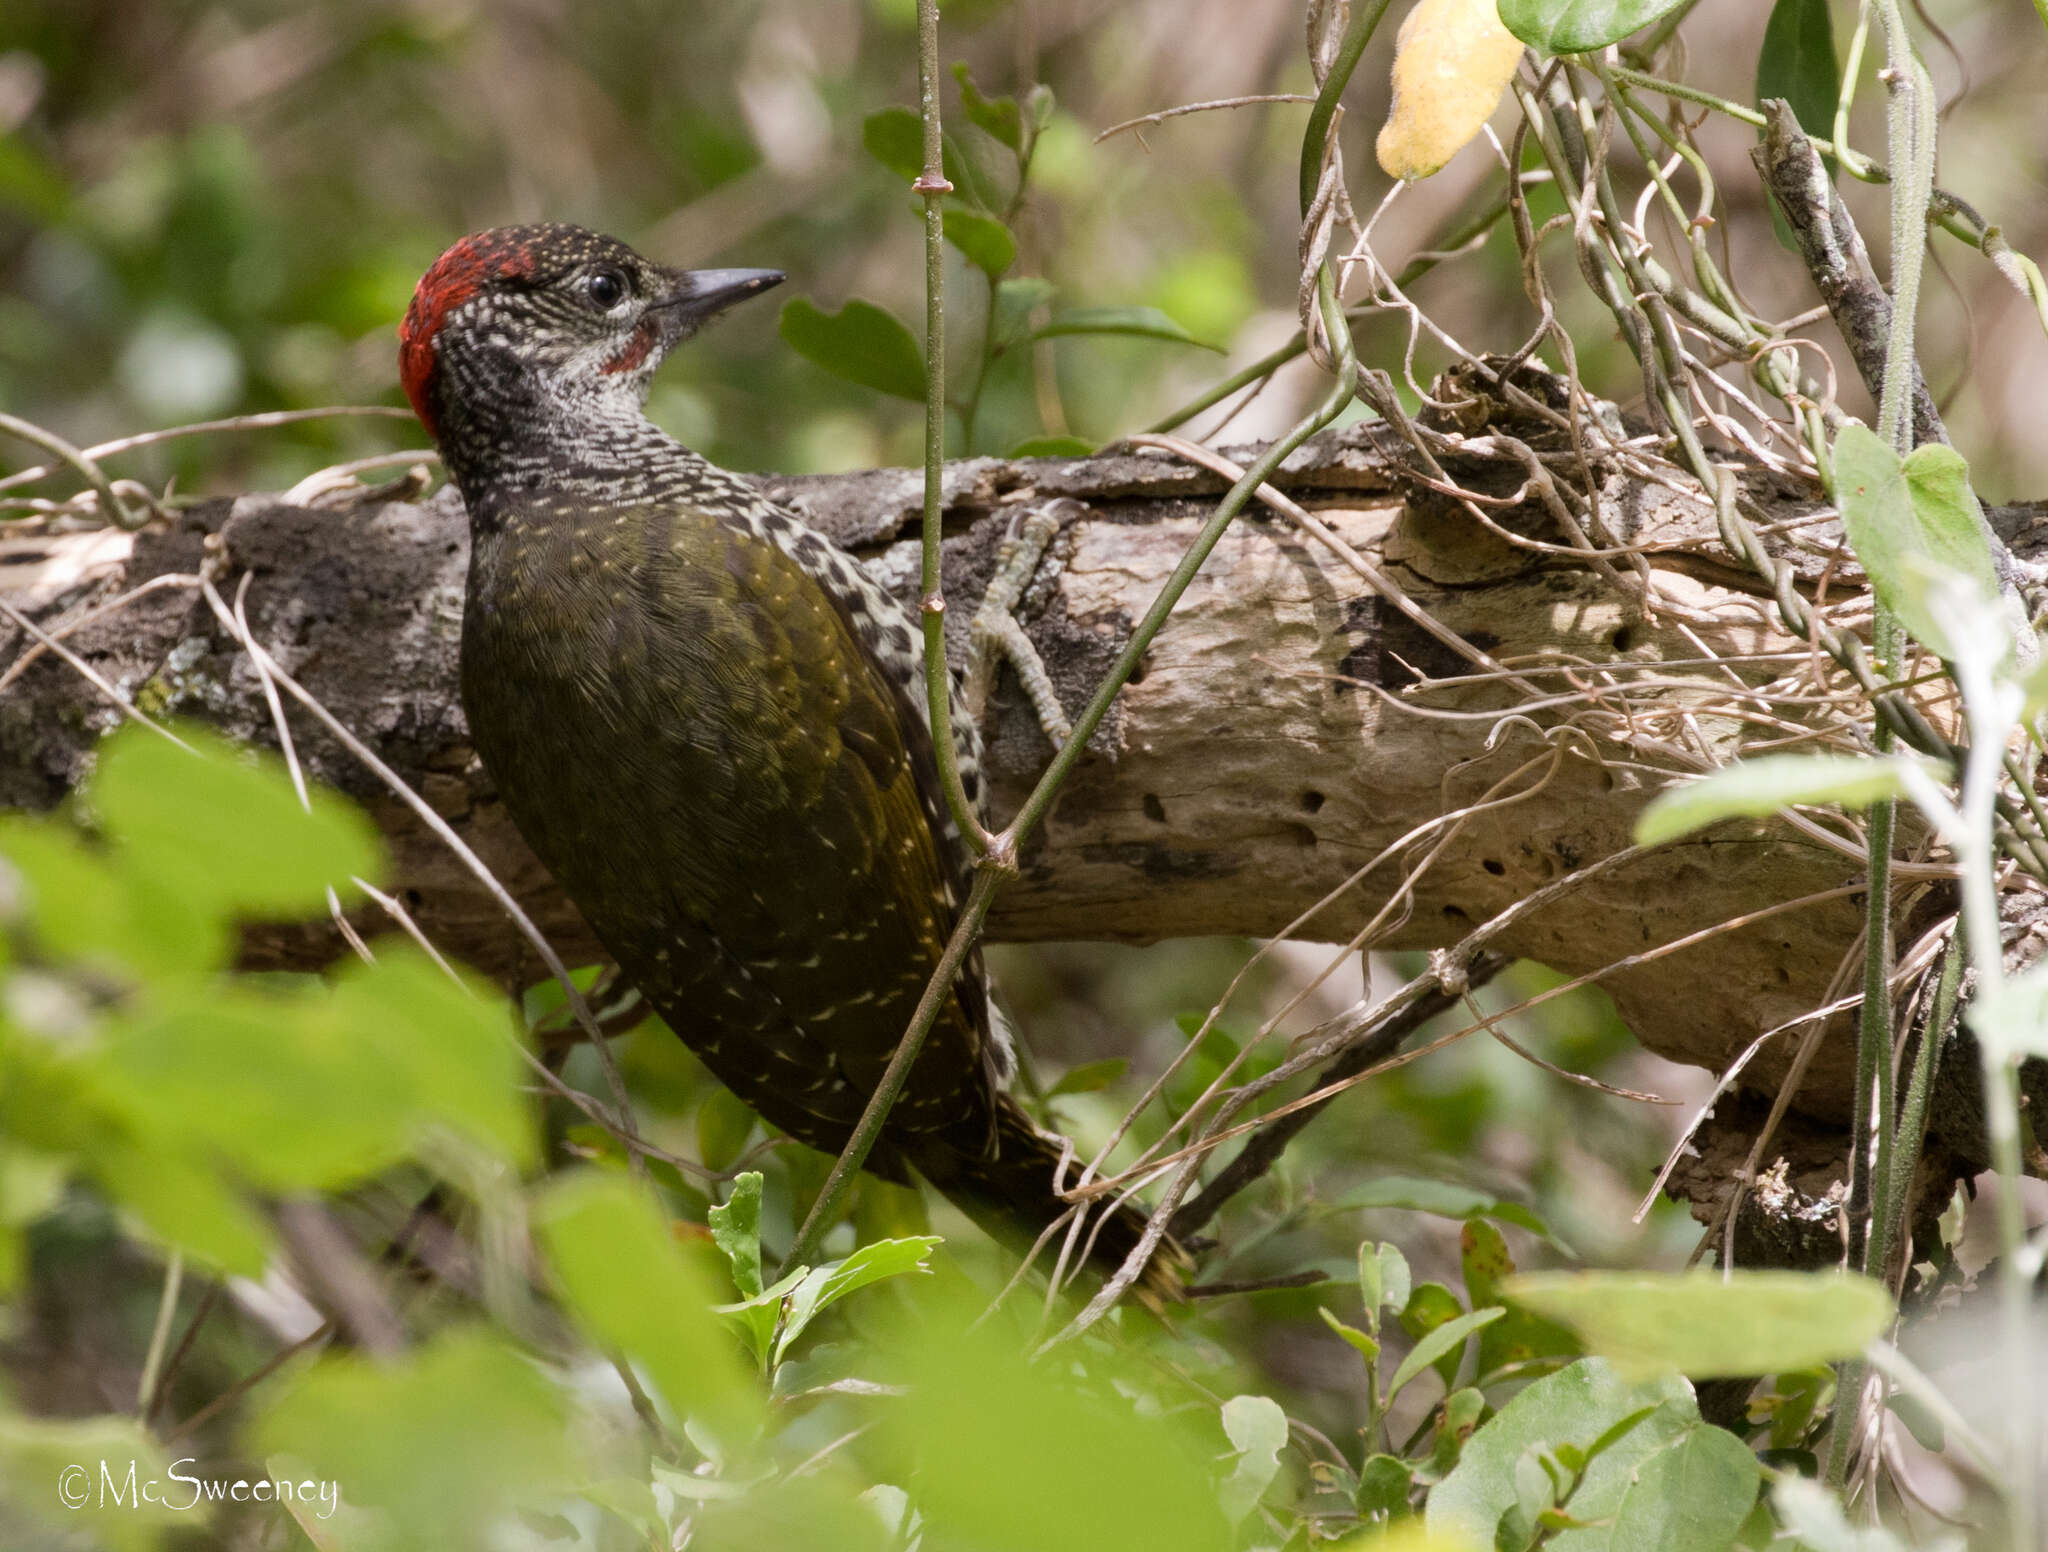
[398,222,781,447]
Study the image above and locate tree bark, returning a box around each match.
[4,399,2029,1148]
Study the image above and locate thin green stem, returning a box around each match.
[1874,17,1934,453]
[908,0,989,855]
[1831,5,1937,1483]
[1862,819,1898,1268]
[136,1250,185,1422]
[1143,200,1507,437]
[1834,1,1875,178]
[1885,927,1960,1259]
[1300,0,1390,214]
[1147,334,1311,436]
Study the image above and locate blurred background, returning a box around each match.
[6,0,2048,1478]
[4,0,2047,500]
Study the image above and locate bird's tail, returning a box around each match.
[908,1095,1189,1313]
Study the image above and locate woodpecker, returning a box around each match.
[399,224,1173,1295]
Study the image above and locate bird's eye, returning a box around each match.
[585,268,628,309]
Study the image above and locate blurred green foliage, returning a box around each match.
[4,0,2038,1544]
[0,0,1326,499]
[0,724,1865,1548]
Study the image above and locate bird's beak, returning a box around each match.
[656,267,785,326]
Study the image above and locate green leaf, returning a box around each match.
[91,947,533,1191]
[0,1414,194,1545]
[1609,1426,1762,1552]
[1426,1358,1697,1548]
[1356,1452,1414,1521]
[1217,1393,1288,1524]
[952,63,1023,151]
[1902,443,2001,577]
[88,1135,273,1274]
[709,1171,765,1298]
[1027,83,1057,135]
[860,106,991,207]
[993,276,1057,345]
[1967,959,2048,1060]
[808,1235,940,1311]
[1772,1476,1924,1552]
[1503,1270,1893,1378]
[780,297,926,401]
[942,207,1016,277]
[93,722,385,920]
[1029,306,1222,351]
[1360,1240,1412,1326]
[1461,1216,1515,1306]
[0,1145,63,1295]
[1497,0,1694,54]
[533,1171,762,1439]
[1634,753,1940,849]
[1462,1220,1581,1379]
[1399,1280,1467,1387]
[1753,1366,1832,1451]
[887,1300,1233,1552]
[1007,435,1096,459]
[718,1263,808,1373]
[695,1087,756,1174]
[1331,1175,1567,1252]
[861,103,921,178]
[321,948,535,1168]
[688,1472,896,1549]
[0,817,223,977]
[1756,0,1839,143]
[1046,1057,1127,1096]
[1319,1306,1380,1363]
[1833,423,2006,661]
[257,1326,574,1550]
[1421,1389,1490,1485]
[775,1234,941,1362]
[1506,1447,1561,1547]
[861,106,939,183]
[1388,1306,1504,1399]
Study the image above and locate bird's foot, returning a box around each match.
[966,501,1074,750]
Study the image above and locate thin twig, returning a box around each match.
[1095,94,1315,144]
[272,1199,406,1358]
[1170,961,1501,1238]
[164,1322,334,1443]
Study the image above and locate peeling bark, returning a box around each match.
[5,406,2037,1156]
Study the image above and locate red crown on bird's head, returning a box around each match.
[398,229,547,436]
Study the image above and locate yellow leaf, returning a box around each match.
[1376,0,1527,181]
